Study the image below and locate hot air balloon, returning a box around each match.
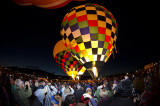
[12,0,85,9]
[60,3,118,78]
[53,40,86,80]
[12,0,32,6]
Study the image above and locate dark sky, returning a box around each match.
[1,0,159,76]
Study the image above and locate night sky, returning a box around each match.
[1,0,159,76]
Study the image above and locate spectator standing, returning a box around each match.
[0,76,10,106]
[58,82,62,91]
[108,75,135,106]
[64,94,76,106]
[75,83,84,103]
[133,76,145,94]
[139,90,151,106]
[61,84,74,101]
[98,89,110,106]
[83,93,97,106]
[116,75,133,98]
[144,76,152,91]
[95,85,103,102]
[17,80,32,106]
[32,87,47,106]
[82,87,95,106]
[44,83,58,106]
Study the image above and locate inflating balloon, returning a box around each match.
[12,0,85,9]
[53,40,86,80]
[60,3,118,78]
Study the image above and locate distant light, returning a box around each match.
[126,73,128,75]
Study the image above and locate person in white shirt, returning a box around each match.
[61,84,74,101]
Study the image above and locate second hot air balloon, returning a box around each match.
[53,40,86,80]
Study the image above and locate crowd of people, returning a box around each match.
[0,67,158,106]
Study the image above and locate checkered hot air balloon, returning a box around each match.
[53,40,86,80]
[60,3,118,78]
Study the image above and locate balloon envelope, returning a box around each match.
[53,40,86,79]
[60,3,118,77]
[12,0,86,9]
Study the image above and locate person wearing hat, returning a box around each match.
[61,84,74,101]
[75,83,84,103]
[81,86,94,106]
[51,95,62,106]
[84,83,92,92]
[83,93,97,106]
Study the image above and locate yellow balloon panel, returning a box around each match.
[77,66,86,75]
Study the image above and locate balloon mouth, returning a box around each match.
[84,61,105,78]
[66,71,77,80]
